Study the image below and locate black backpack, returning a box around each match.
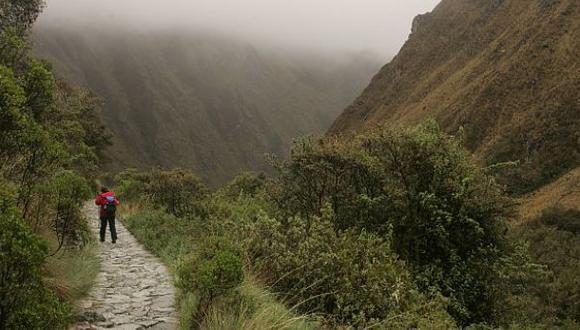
[104,196,117,215]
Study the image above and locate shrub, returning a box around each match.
[177,237,244,320]
[0,0,45,34]
[195,251,243,298]
[0,64,27,159]
[268,122,513,326]
[0,208,71,329]
[124,203,318,329]
[32,171,92,250]
[0,180,18,213]
[116,168,209,217]
[532,206,580,235]
[222,172,267,199]
[246,211,455,328]
[124,208,200,261]
[267,137,387,232]
[487,100,580,195]
[506,207,580,327]
[114,168,149,202]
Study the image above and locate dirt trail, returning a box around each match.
[71,204,178,330]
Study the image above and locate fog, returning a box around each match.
[38,0,440,56]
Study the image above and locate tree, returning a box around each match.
[361,123,514,324]
[0,0,45,35]
[268,122,514,325]
[0,0,108,326]
[0,204,70,329]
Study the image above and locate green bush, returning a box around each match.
[222,172,267,199]
[177,237,244,320]
[0,208,71,329]
[532,207,580,235]
[124,208,200,261]
[31,171,92,250]
[268,122,513,326]
[268,136,386,232]
[194,251,243,298]
[0,0,44,34]
[246,211,455,328]
[0,64,27,160]
[506,207,580,327]
[116,168,209,217]
[0,181,18,213]
[487,101,580,195]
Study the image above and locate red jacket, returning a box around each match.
[95,191,120,217]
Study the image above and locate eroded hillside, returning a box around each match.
[33,25,380,186]
[330,0,579,194]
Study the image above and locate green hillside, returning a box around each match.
[33,25,380,186]
[330,0,580,194]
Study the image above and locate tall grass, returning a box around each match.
[44,240,100,303]
[200,275,318,330]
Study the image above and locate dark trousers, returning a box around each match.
[100,215,117,242]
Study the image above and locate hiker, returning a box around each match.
[95,186,120,243]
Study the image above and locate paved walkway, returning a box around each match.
[72,204,178,330]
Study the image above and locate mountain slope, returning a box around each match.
[33,25,380,186]
[518,165,580,221]
[329,0,580,194]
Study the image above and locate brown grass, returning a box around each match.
[517,166,580,223]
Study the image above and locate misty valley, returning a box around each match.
[1,0,579,329]
[32,25,382,186]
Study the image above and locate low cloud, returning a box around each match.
[38,0,439,56]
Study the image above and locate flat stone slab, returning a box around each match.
[70,204,178,330]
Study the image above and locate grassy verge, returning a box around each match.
[45,240,100,303]
[199,275,316,330]
[123,207,315,329]
[38,210,101,325]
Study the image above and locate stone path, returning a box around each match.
[72,204,178,330]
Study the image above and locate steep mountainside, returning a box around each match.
[330,0,579,194]
[33,25,380,186]
[519,165,580,220]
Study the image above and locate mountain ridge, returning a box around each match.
[329,0,580,194]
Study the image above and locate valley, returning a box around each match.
[33,25,381,186]
[2,0,579,329]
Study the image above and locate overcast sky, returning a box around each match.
[38,0,440,56]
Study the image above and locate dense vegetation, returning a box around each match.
[118,122,579,329]
[120,171,315,329]
[506,207,580,327]
[266,123,513,326]
[0,1,107,328]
